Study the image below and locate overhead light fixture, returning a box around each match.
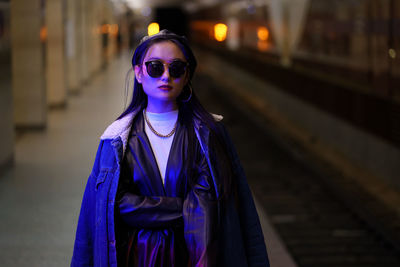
[148,22,160,36]
[214,23,228,42]
[124,0,144,9]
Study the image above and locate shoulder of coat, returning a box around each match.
[100,114,132,140]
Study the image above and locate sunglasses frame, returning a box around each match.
[144,60,189,79]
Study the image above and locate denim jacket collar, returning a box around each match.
[100,108,141,156]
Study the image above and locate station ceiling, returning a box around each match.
[117,0,220,11]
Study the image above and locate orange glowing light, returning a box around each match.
[110,24,119,36]
[40,26,47,42]
[214,23,227,42]
[101,24,111,34]
[148,22,160,36]
[257,26,269,41]
[257,40,270,52]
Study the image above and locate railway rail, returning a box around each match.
[194,72,400,266]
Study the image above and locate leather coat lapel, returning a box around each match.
[127,113,188,197]
[164,121,188,197]
[193,121,220,200]
[102,108,221,199]
[128,113,166,196]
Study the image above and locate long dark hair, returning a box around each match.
[118,30,233,200]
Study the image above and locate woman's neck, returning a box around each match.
[146,100,178,113]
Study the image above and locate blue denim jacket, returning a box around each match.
[71,108,269,267]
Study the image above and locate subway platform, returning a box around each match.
[1,49,400,266]
[0,51,295,267]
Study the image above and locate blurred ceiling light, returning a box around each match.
[148,22,160,36]
[214,23,227,42]
[389,48,396,59]
[125,0,144,9]
[257,26,269,41]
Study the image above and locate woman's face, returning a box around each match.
[135,41,189,112]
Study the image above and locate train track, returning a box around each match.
[194,73,400,266]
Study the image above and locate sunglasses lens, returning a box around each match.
[146,61,164,78]
[169,61,187,78]
[145,60,187,78]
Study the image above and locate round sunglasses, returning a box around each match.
[144,60,188,79]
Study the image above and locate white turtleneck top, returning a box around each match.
[143,109,179,185]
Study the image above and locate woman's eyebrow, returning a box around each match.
[146,57,161,61]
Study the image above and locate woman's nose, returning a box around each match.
[160,67,171,81]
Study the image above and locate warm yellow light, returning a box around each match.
[214,23,227,42]
[40,26,47,42]
[101,24,111,34]
[389,48,396,59]
[257,26,269,41]
[148,22,160,36]
[110,24,119,36]
[257,40,270,52]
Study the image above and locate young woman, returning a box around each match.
[71,30,269,267]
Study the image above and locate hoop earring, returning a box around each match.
[181,84,193,103]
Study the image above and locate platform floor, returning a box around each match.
[0,52,296,266]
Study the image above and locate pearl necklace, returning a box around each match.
[143,109,177,138]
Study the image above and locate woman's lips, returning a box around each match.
[158,85,172,90]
